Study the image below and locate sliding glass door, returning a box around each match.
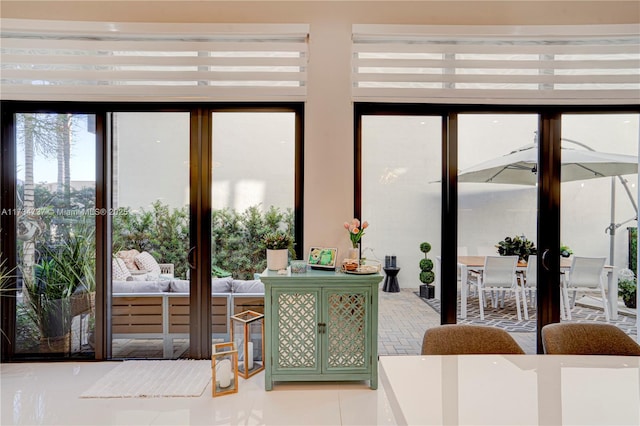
[457,114,539,348]
[360,114,442,293]
[110,112,191,359]
[356,105,638,354]
[559,114,639,328]
[2,104,303,361]
[13,112,97,357]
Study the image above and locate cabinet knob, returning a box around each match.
[318,322,326,333]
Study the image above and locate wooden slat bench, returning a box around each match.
[112,292,264,358]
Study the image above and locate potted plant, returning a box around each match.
[618,277,637,309]
[560,244,573,258]
[262,230,294,271]
[24,224,95,352]
[0,256,16,343]
[419,242,435,299]
[496,235,537,262]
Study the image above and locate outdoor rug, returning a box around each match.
[415,292,638,335]
[80,360,211,398]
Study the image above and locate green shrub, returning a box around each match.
[211,205,294,280]
[113,202,294,280]
[629,228,637,276]
[112,201,189,279]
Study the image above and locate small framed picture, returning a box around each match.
[307,247,338,270]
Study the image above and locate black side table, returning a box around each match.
[382,267,401,292]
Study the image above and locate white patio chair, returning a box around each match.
[561,256,609,321]
[468,255,522,321]
[519,256,569,321]
[457,246,478,296]
[519,256,536,320]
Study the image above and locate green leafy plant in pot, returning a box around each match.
[419,242,435,299]
[618,277,637,309]
[560,244,573,258]
[0,256,17,343]
[496,235,537,262]
[24,223,95,352]
[262,230,295,271]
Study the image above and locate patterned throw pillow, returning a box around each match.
[134,251,162,278]
[112,258,132,281]
[117,249,140,270]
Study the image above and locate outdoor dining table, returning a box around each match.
[436,256,617,320]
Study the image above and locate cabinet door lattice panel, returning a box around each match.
[327,292,367,368]
[276,292,318,368]
[262,269,380,390]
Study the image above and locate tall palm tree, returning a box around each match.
[54,114,74,206]
[16,114,59,285]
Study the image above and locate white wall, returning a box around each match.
[115,112,296,214]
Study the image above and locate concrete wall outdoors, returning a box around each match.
[114,112,295,213]
[4,1,639,287]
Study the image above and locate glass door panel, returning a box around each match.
[110,112,190,359]
[210,112,296,357]
[361,115,442,307]
[560,114,639,330]
[457,114,538,350]
[14,113,97,358]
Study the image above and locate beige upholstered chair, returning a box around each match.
[541,323,640,356]
[421,324,525,355]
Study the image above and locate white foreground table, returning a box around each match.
[380,355,640,426]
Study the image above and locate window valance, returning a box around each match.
[1,19,309,102]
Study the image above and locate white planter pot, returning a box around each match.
[266,249,288,271]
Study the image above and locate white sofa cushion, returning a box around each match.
[231,279,264,294]
[112,280,170,293]
[212,277,233,293]
[170,277,233,293]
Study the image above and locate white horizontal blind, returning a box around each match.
[352,24,640,105]
[1,19,309,102]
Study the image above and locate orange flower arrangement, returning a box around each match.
[344,218,369,249]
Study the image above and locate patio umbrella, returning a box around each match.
[458,143,639,186]
[458,141,639,265]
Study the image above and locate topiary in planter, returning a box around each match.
[419,241,435,298]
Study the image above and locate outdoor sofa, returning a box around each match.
[112,272,264,358]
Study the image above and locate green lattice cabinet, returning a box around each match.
[260,268,382,390]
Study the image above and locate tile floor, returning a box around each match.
[0,361,397,426]
[377,288,537,354]
[2,288,636,425]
